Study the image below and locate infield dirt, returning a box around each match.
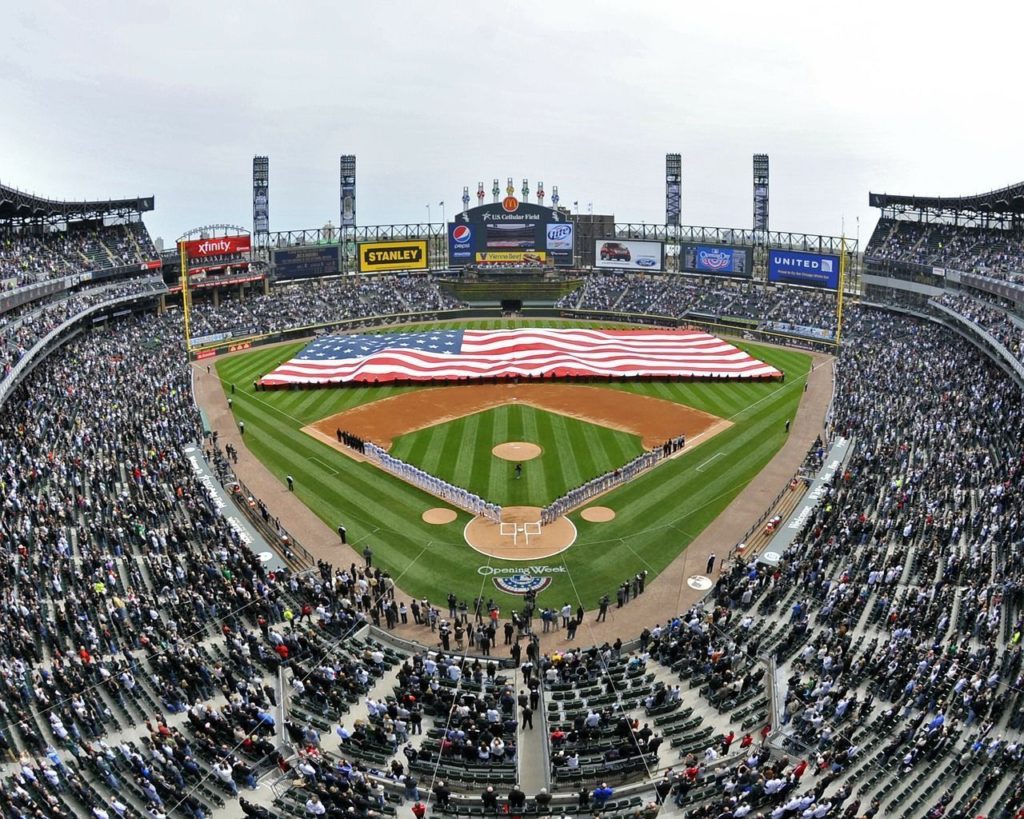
[308,382,728,452]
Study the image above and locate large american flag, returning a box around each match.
[258,328,781,386]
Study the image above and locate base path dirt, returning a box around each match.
[310,382,725,451]
[492,442,542,461]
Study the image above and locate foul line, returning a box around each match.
[696,451,724,472]
[308,456,339,475]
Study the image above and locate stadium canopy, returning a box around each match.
[869,181,1024,216]
[0,181,154,224]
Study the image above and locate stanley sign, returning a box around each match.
[357,240,429,273]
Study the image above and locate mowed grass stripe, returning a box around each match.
[468,410,497,491]
[520,407,548,503]
[486,406,511,500]
[450,412,481,486]
[217,321,815,605]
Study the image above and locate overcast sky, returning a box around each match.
[2,1,1022,248]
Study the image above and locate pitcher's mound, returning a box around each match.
[465,505,577,560]
[581,506,616,522]
[492,442,543,461]
[423,508,458,525]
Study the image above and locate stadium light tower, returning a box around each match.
[753,154,769,241]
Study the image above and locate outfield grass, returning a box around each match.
[388,404,644,507]
[214,318,812,612]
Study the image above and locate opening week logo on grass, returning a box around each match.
[492,575,553,594]
[480,565,565,595]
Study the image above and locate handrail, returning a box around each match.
[0,285,164,406]
[226,473,318,570]
[931,301,1024,380]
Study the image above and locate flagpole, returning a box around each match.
[426,204,431,225]
[441,202,446,225]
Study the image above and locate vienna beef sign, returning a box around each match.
[182,235,252,259]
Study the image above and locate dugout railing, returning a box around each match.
[227,472,318,571]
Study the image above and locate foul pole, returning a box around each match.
[178,239,193,353]
[835,236,847,347]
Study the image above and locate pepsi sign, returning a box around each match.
[448,223,474,264]
[768,249,840,289]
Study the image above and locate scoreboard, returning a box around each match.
[273,245,340,280]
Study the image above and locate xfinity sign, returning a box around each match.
[768,249,840,289]
[183,234,251,259]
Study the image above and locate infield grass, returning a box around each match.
[214,319,813,613]
[388,404,644,507]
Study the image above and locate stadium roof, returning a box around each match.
[0,182,154,223]
[869,181,1024,215]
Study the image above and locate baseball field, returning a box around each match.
[214,318,812,610]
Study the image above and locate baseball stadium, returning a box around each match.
[3,8,1024,812]
[3,162,1024,819]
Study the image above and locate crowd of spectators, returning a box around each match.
[0,222,157,290]
[866,218,1024,284]
[0,303,419,817]
[932,292,1024,365]
[188,276,464,339]
[676,307,1024,817]
[7,230,1024,817]
[558,274,840,335]
[0,277,165,384]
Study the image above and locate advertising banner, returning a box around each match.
[475,251,546,265]
[340,155,356,228]
[254,189,269,234]
[274,245,340,280]
[593,239,664,271]
[681,243,752,277]
[358,240,428,273]
[183,235,251,259]
[753,184,769,232]
[666,180,681,226]
[447,200,572,267]
[666,153,682,227]
[545,222,574,251]
[448,223,475,265]
[768,249,840,289]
